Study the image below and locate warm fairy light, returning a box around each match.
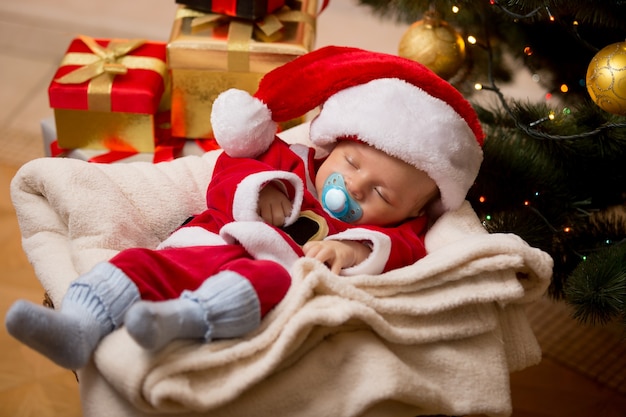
[560,84,569,93]
[529,111,556,127]
[452,5,459,13]
[524,200,530,206]
[546,6,555,21]
[467,35,477,45]
[479,196,486,203]
[523,46,533,56]
[573,20,579,26]
[474,83,483,90]
[563,227,572,233]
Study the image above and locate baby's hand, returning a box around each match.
[258,183,293,226]
[302,240,371,274]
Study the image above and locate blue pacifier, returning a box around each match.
[321,173,362,223]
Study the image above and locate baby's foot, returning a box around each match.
[124,298,208,351]
[5,300,104,369]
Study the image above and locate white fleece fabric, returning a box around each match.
[10,134,552,417]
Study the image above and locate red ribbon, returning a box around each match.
[88,150,139,163]
[153,143,185,163]
[211,0,238,16]
[49,140,70,158]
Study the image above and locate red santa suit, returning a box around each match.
[110,137,429,318]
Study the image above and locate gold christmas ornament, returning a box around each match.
[398,10,466,80]
[586,41,626,116]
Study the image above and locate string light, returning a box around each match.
[479,196,486,203]
[467,35,477,45]
[472,0,626,141]
[490,0,542,19]
[451,5,459,13]
[529,111,556,127]
[560,84,569,93]
[491,1,556,24]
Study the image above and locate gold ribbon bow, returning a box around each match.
[176,3,315,72]
[55,35,166,112]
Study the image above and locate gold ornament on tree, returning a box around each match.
[398,9,466,80]
[586,41,626,116]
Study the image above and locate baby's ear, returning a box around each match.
[410,206,426,218]
[413,189,441,218]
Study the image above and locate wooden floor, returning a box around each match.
[1,1,625,416]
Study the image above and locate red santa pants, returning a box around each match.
[110,245,291,317]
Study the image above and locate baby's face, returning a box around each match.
[315,141,439,226]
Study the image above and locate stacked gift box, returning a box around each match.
[45,0,318,163]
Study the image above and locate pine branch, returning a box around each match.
[357,0,626,328]
[565,241,626,325]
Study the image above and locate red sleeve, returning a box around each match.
[205,138,309,220]
[369,216,429,272]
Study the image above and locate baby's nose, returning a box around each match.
[346,177,363,200]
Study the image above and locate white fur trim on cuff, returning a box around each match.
[233,171,304,226]
[324,228,391,276]
[219,222,300,270]
[157,226,227,249]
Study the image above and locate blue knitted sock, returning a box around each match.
[5,262,139,369]
[125,271,261,351]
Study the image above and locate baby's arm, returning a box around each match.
[302,240,372,274]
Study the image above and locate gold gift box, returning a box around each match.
[55,109,154,152]
[167,0,317,139]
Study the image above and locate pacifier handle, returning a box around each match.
[321,173,362,223]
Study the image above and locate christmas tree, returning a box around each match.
[356,0,626,331]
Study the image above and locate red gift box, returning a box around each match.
[175,0,285,20]
[48,36,168,152]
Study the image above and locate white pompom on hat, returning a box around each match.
[211,45,484,213]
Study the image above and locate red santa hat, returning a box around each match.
[211,46,484,213]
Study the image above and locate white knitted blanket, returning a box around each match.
[10,145,552,417]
